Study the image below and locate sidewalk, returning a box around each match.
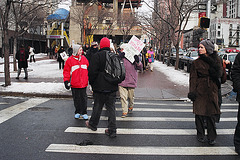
[0,54,233,100]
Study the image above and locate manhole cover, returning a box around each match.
[28,107,52,111]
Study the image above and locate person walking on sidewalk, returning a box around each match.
[63,44,89,120]
[28,46,35,62]
[57,46,65,69]
[118,50,142,118]
[147,47,155,72]
[231,52,240,155]
[16,44,29,80]
[86,37,118,138]
[188,39,222,146]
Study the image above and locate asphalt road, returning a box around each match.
[0,96,239,160]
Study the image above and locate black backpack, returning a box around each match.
[104,51,125,84]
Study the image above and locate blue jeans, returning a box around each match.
[89,92,117,132]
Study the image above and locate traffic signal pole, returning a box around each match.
[206,0,211,39]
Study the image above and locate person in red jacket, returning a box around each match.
[63,44,89,120]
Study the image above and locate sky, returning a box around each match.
[58,0,71,10]
[0,53,189,94]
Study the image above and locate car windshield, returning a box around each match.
[192,51,198,57]
[229,55,237,62]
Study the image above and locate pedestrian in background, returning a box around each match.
[54,46,58,58]
[68,45,73,57]
[28,46,35,63]
[86,37,118,138]
[63,44,89,120]
[141,47,147,72]
[231,52,240,155]
[86,41,98,62]
[118,49,142,118]
[57,46,65,69]
[16,44,29,80]
[147,47,155,72]
[188,39,222,145]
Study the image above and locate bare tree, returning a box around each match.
[0,0,61,86]
[0,0,12,86]
[71,1,110,44]
[138,0,201,69]
[118,11,139,42]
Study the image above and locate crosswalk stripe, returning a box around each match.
[113,102,239,107]
[46,144,237,155]
[95,116,237,122]
[0,102,9,105]
[65,127,235,135]
[0,98,49,124]
[87,107,238,112]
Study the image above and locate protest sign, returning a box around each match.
[120,35,145,63]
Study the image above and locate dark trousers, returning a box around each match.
[30,55,35,62]
[195,115,217,140]
[59,61,64,69]
[234,102,240,152]
[71,87,87,115]
[89,92,117,132]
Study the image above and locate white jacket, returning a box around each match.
[29,47,35,56]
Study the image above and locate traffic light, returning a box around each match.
[199,17,210,28]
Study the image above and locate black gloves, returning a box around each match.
[134,55,139,63]
[119,52,125,58]
[64,81,70,90]
[188,92,196,101]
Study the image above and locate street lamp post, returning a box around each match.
[206,0,211,39]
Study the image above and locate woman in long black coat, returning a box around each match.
[188,39,222,145]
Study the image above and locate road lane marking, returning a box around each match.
[94,116,237,122]
[87,107,238,112]
[65,127,235,135]
[0,98,49,124]
[0,102,9,105]
[113,102,239,107]
[46,144,237,155]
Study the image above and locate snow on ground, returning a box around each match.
[0,53,189,94]
[153,61,189,87]
[0,53,66,94]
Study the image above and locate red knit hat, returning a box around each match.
[100,37,110,49]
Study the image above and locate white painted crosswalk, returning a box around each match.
[0,98,49,124]
[46,144,237,155]
[65,127,235,135]
[45,101,239,156]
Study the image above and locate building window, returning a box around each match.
[218,31,221,37]
[218,24,221,29]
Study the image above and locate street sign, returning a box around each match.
[211,5,217,12]
[198,4,207,10]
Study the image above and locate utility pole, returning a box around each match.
[206,0,211,39]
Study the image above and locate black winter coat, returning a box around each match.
[16,48,29,68]
[231,53,240,102]
[88,47,118,93]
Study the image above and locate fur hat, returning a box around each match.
[200,39,214,54]
[72,44,82,56]
[100,37,110,49]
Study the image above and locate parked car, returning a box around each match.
[171,48,184,57]
[221,53,238,80]
[184,50,199,60]
[221,53,237,63]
